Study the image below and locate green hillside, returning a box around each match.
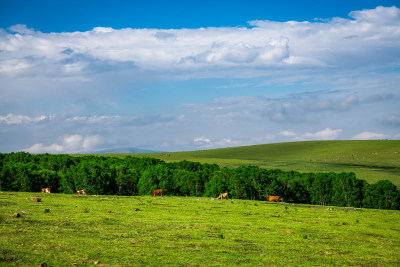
[112,140,400,187]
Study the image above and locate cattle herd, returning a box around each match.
[42,188,279,202]
[40,188,86,194]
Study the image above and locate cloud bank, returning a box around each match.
[25,134,102,154]
[1,6,399,153]
[1,6,399,79]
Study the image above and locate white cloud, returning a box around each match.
[193,136,239,149]
[303,128,343,140]
[92,27,114,33]
[25,143,63,154]
[280,130,296,137]
[0,114,31,124]
[0,113,50,125]
[0,59,31,73]
[67,115,121,124]
[280,128,343,141]
[62,135,84,151]
[0,113,170,128]
[7,24,35,34]
[352,132,389,140]
[24,134,102,154]
[193,136,211,144]
[0,6,399,78]
[4,113,177,153]
[349,6,400,25]
[190,38,289,66]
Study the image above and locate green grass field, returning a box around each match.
[1,192,399,266]
[105,140,400,187]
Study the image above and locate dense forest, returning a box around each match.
[0,152,399,210]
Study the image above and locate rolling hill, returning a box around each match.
[109,140,400,187]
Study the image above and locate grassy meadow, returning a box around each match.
[107,140,400,187]
[1,192,399,266]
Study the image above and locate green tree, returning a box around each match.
[309,173,334,205]
[204,168,231,198]
[363,180,400,209]
[331,172,364,207]
[115,166,140,196]
[138,165,172,195]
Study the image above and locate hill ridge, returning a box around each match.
[122,140,400,187]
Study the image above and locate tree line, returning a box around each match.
[0,152,399,210]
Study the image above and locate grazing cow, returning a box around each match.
[151,189,163,197]
[217,193,228,199]
[40,188,50,193]
[30,197,41,202]
[76,189,86,195]
[268,196,279,202]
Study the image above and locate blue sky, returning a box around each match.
[0,0,399,153]
[2,0,397,31]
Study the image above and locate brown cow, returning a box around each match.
[40,188,50,193]
[76,189,86,195]
[268,196,279,202]
[217,193,228,199]
[151,189,163,197]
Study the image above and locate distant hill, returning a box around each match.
[91,147,159,154]
[114,140,400,187]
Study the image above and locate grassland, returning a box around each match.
[1,192,399,266]
[106,140,400,187]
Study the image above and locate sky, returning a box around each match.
[0,0,399,153]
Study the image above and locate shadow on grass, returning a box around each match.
[0,249,18,263]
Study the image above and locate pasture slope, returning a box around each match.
[1,192,399,266]
[118,140,400,187]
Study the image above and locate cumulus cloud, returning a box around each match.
[0,113,177,153]
[26,143,63,154]
[280,130,296,137]
[188,38,289,66]
[349,5,399,25]
[193,136,211,144]
[351,132,389,140]
[0,113,51,125]
[7,24,35,34]
[303,128,343,140]
[193,136,239,149]
[0,6,399,79]
[280,128,343,141]
[25,134,102,154]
